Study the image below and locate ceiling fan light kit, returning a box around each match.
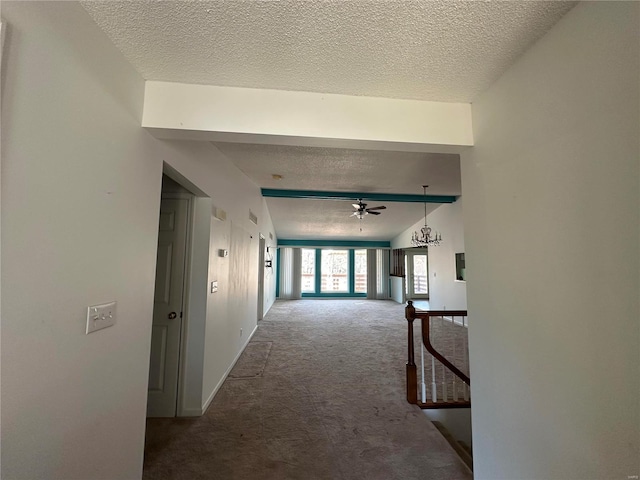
[351,199,386,218]
[411,185,443,247]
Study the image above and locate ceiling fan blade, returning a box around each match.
[366,206,386,211]
[367,210,381,215]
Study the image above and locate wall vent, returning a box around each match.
[249,210,258,225]
[212,206,227,221]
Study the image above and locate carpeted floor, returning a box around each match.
[143,299,472,480]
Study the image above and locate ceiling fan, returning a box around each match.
[351,199,386,219]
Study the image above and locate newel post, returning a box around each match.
[405,300,418,404]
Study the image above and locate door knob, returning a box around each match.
[168,312,177,320]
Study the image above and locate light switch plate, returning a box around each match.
[211,281,218,293]
[86,301,117,334]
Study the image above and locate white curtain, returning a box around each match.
[376,249,390,299]
[366,249,390,299]
[279,247,302,299]
[366,249,377,299]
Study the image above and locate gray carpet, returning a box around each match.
[143,300,472,480]
[228,341,273,379]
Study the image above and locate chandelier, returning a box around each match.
[411,185,443,247]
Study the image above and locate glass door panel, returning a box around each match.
[412,254,428,295]
[406,250,429,299]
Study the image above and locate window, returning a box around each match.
[321,249,349,293]
[354,249,367,293]
[298,248,367,297]
[301,249,316,292]
[455,253,466,281]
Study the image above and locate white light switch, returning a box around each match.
[86,301,117,334]
[211,281,218,293]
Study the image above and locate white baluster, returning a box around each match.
[420,331,426,403]
[441,363,448,402]
[430,316,437,402]
[452,330,458,401]
[431,354,437,402]
[463,332,470,401]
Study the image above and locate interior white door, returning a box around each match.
[147,197,189,417]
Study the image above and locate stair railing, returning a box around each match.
[405,300,470,408]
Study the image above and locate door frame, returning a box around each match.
[147,166,214,421]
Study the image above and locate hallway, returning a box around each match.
[143,300,471,479]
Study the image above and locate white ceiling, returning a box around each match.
[82,0,576,242]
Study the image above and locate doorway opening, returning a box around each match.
[147,169,211,418]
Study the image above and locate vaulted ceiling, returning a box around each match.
[82,0,576,241]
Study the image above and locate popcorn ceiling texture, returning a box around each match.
[81,1,575,102]
[212,143,460,240]
[214,143,461,195]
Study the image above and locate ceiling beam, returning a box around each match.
[261,189,456,203]
[143,82,473,154]
[278,239,391,248]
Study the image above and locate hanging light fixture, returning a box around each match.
[411,185,442,247]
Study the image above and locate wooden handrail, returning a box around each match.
[412,309,469,317]
[405,301,470,397]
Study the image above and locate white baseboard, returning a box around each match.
[200,324,259,414]
[180,407,205,417]
[263,298,275,317]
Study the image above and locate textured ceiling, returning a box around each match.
[214,143,458,240]
[82,1,576,102]
[215,144,461,195]
[81,0,575,241]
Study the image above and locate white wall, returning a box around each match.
[152,141,275,413]
[462,2,639,479]
[260,202,278,317]
[391,199,467,310]
[390,276,405,304]
[423,201,466,310]
[0,3,276,478]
